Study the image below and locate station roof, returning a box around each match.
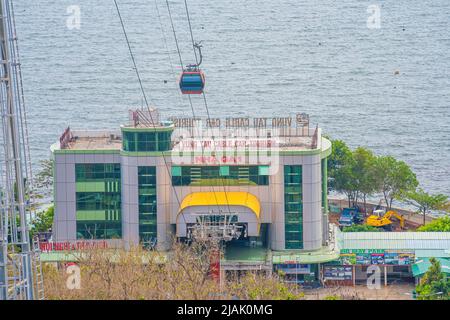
[178,191,261,219]
[63,136,122,150]
[412,257,450,277]
[342,232,450,252]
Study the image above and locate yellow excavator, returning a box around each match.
[366,210,405,230]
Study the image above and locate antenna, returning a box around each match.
[0,0,43,300]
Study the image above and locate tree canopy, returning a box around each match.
[30,205,54,239]
[406,189,448,226]
[415,258,450,300]
[417,216,450,232]
[373,156,418,209]
[327,139,420,211]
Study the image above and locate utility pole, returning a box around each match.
[0,0,41,300]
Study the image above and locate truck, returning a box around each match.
[338,207,364,228]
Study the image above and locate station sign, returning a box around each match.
[170,113,310,128]
[323,266,353,281]
[338,249,415,266]
[39,240,108,252]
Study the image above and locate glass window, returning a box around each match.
[123,130,172,152]
[171,165,270,186]
[171,166,181,177]
[258,165,269,176]
[284,165,303,250]
[138,166,157,244]
[219,166,229,176]
[75,164,122,240]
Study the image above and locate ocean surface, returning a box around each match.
[14,0,450,193]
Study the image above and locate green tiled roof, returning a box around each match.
[272,246,340,264]
[412,258,450,277]
[342,232,450,250]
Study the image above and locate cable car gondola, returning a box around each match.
[179,42,205,94]
[179,69,205,94]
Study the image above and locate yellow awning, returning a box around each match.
[178,191,261,220]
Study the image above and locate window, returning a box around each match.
[75,163,122,240]
[122,130,172,152]
[138,166,157,244]
[171,165,270,186]
[284,165,303,249]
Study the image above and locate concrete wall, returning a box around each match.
[120,155,173,251]
[281,155,323,251]
[53,153,120,242]
[53,152,326,253]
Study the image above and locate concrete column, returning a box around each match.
[121,156,139,248]
[353,266,356,287]
[302,154,322,250]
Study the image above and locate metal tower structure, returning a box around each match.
[0,0,42,300]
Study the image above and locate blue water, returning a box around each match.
[14,0,450,193]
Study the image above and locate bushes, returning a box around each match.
[342,225,381,232]
[43,241,304,300]
[417,216,450,232]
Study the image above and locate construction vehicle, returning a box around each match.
[366,210,405,231]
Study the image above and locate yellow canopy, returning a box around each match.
[178,191,261,220]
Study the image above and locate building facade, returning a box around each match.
[51,110,332,257]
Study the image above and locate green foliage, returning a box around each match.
[415,258,450,300]
[328,140,353,175]
[30,205,54,239]
[406,188,448,226]
[342,224,381,232]
[417,216,450,232]
[324,295,341,300]
[327,140,418,210]
[328,140,357,206]
[34,158,54,190]
[372,155,418,209]
[352,147,378,210]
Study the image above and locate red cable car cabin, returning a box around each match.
[179,70,205,94]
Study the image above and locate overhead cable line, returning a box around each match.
[113,0,187,230]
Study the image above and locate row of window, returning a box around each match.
[76,221,122,240]
[76,164,122,240]
[76,192,121,211]
[123,131,172,152]
[75,163,121,182]
[138,166,157,243]
[284,165,303,250]
[171,165,270,186]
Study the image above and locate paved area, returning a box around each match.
[303,283,415,300]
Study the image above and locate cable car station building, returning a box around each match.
[49,109,450,285]
[51,109,335,270]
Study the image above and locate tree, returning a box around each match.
[406,189,449,226]
[352,147,377,213]
[342,224,381,232]
[30,205,54,240]
[373,156,418,210]
[327,140,352,174]
[328,140,357,207]
[417,216,450,232]
[415,258,450,300]
[34,158,54,192]
[42,242,305,300]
